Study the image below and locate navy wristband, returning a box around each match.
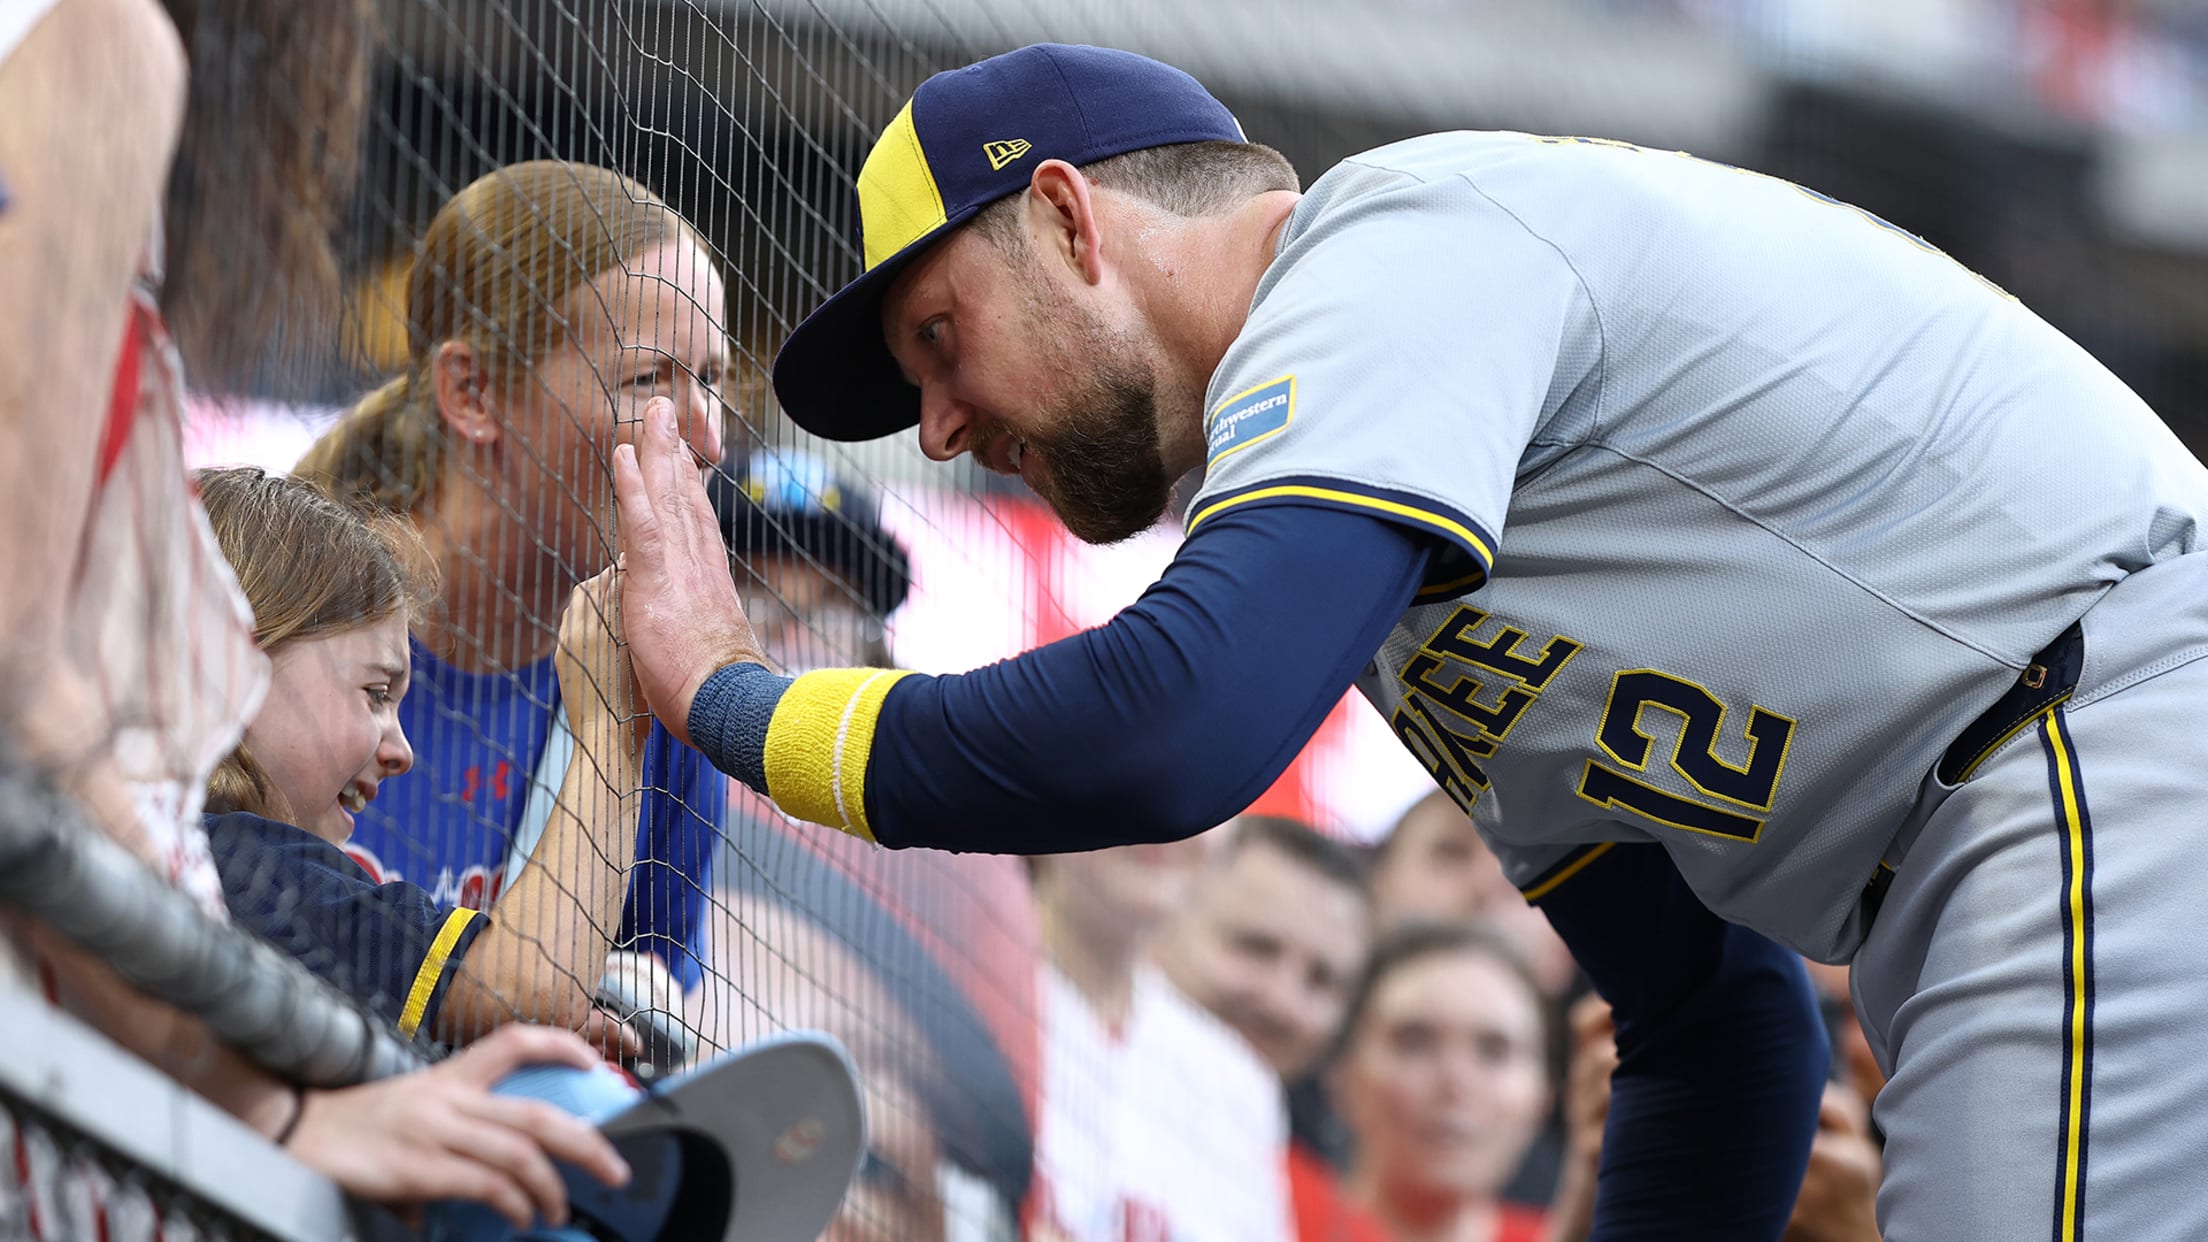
[685,662,793,794]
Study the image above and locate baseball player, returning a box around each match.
[615,44,2208,1240]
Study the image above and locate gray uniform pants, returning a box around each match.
[1855,550,2208,1241]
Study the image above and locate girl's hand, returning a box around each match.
[556,568,651,759]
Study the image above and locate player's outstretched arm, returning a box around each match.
[833,503,1426,849]
[619,394,1439,852]
[1533,844,1826,1241]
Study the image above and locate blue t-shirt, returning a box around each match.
[347,636,723,989]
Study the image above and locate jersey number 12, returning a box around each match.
[1576,670,1797,843]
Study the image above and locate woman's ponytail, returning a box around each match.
[295,372,442,514]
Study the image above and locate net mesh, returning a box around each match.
[6,0,2207,1238]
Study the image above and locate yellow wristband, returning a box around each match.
[762,667,914,841]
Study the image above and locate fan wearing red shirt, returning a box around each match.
[1330,923,1553,1242]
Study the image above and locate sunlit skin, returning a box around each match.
[1153,839,1370,1079]
[1335,950,1552,1242]
[419,237,730,670]
[879,161,1301,543]
[246,610,415,844]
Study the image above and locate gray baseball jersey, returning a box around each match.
[1186,130,2208,965]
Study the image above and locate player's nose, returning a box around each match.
[916,384,978,463]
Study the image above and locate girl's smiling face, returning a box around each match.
[245,609,415,843]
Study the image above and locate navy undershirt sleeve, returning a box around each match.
[1536,844,1828,1240]
[860,503,1431,851]
[861,503,1430,848]
[688,503,1432,852]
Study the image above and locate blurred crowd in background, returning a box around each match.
[2,0,2199,1238]
[1628,0,2208,131]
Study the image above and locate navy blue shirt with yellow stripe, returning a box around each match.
[207,812,484,1040]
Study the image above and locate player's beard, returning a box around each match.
[1012,272,1174,546]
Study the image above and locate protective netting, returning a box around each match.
[8,1,2208,1239]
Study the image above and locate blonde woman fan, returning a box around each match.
[298,162,729,1026]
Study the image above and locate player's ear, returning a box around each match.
[1028,160,1105,288]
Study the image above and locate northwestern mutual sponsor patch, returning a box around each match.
[1206,375,1295,465]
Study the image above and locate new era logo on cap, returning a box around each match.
[983,138,1032,170]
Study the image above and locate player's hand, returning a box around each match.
[282,1024,631,1230]
[555,567,651,760]
[1782,1082,1883,1242]
[612,395,766,749]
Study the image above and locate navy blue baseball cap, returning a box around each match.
[708,449,912,615]
[771,44,1245,442]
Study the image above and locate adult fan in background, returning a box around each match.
[1370,791,1577,996]
[1369,792,1586,1211]
[616,41,2208,1242]
[706,451,1042,1240]
[1328,924,1555,1242]
[297,161,730,1029]
[1029,840,1292,1242]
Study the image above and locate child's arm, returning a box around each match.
[439,569,646,1041]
